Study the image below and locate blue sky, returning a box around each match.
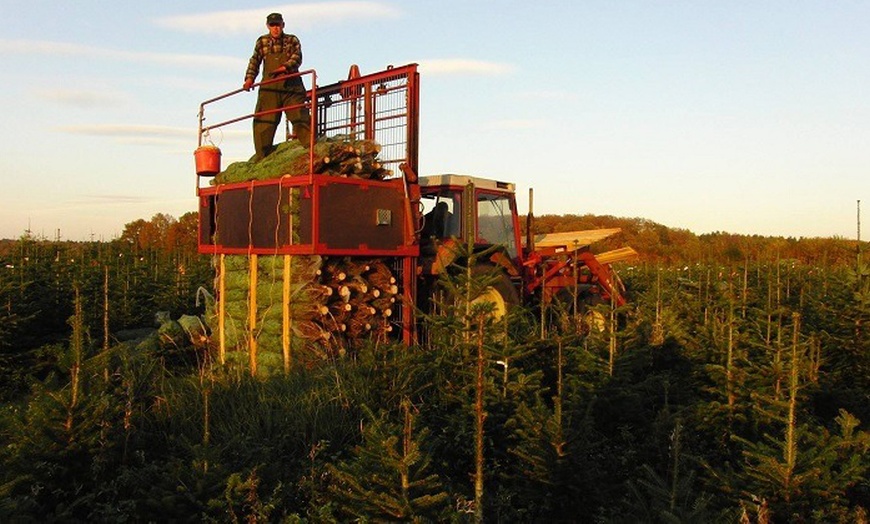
[1,1,867,240]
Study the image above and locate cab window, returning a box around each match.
[476,192,517,258]
[421,191,461,239]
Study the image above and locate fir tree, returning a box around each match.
[328,402,452,522]
[621,420,715,524]
[732,314,870,520]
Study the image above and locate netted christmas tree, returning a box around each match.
[204,134,403,376]
[214,136,391,185]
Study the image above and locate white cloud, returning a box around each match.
[151,76,236,93]
[0,39,241,70]
[35,88,130,108]
[417,59,516,76]
[116,137,192,147]
[155,2,401,34]
[514,90,581,102]
[54,124,249,148]
[481,119,546,131]
[56,124,194,138]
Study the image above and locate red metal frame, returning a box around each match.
[419,184,525,262]
[195,64,421,343]
[473,188,525,264]
[197,69,318,187]
[197,174,419,257]
[312,64,419,178]
[194,63,627,345]
[523,247,626,308]
[196,63,419,186]
[196,64,420,256]
[415,180,628,309]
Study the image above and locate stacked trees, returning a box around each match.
[319,257,399,342]
[215,137,392,185]
[211,255,401,375]
[207,135,403,372]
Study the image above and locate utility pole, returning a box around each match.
[858,200,862,271]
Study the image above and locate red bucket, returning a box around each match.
[194,145,221,176]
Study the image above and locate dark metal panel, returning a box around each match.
[199,194,216,247]
[297,190,313,245]
[250,184,285,248]
[198,176,417,256]
[317,182,405,250]
[215,189,252,249]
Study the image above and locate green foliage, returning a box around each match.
[214,136,391,184]
[528,213,866,265]
[0,214,211,401]
[622,458,715,524]
[1,216,869,521]
[327,403,452,521]
[735,409,870,520]
[206,467,284,523]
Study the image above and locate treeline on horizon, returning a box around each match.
[0,211,868,522]
[527,213,864,267]
[2,211,865,267]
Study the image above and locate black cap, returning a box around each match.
[266,13,283,25]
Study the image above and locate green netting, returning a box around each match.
[213,136,391,185]
[206,254,328,376]
[207,252,400,377]
[204,133,404,376]
[207,186,406,376]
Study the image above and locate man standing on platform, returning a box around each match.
[243,12,311,160]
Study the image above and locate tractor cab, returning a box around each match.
[416,174,525,317]
[418,174,522,263]
[417,174,634,311]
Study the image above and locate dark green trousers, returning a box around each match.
[253,78,311,159]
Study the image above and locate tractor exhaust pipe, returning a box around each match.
[526,188,535,252]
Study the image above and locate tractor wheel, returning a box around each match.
[469,264,520,320]
[421,264,519,345]
[548,287,607,336]
[428,264,519,319]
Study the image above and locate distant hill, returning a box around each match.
[3,213,864,268]
[526,214,864,266]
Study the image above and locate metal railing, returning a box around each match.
[313,64,419,178]
[197,69,316,147]
[195,63,419,183]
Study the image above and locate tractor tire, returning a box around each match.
[420,264,519,345]
[469,264,520,320]
[548,287,608,336]
[427,264,519,319]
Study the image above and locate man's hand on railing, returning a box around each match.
[269,66,288,78]
[243,78,254,91]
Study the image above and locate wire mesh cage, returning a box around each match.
[314,65,419,179]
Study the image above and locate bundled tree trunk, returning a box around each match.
[208,255,400,374]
